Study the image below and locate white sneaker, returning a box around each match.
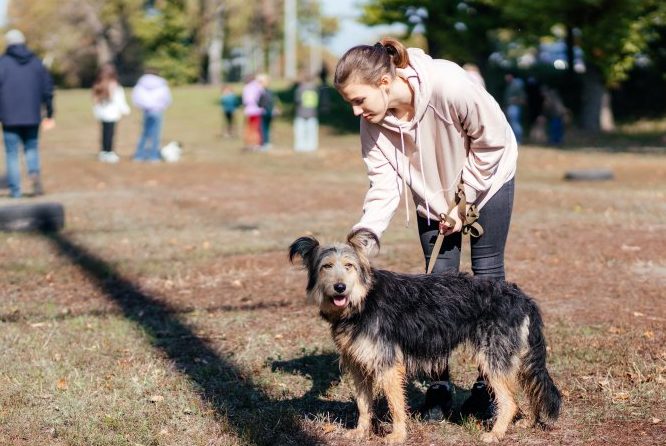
[98,151,120,163]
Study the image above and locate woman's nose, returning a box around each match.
[352,105,363,116]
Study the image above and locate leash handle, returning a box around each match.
[426,183,484,275]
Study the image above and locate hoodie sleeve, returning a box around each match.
[40,64,54,119]
[450,78,512,205]
[352,123,401,239]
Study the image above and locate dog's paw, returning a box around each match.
[514,417,532,429]
[480,432,502,443]
[384,430,407,444]
[344,427,369,440]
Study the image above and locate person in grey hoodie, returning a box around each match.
[334,37,518,421]
[131,69,172,162]
[0,29,54,198]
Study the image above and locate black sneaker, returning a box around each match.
[460,379,495,421]
[421,381,453,422]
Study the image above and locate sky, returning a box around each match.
[0,0,394,57]
[321,0,405,56]
[0,0,7,27]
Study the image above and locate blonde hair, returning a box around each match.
[334,37,410,90]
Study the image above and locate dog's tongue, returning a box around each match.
[333,295,348,307]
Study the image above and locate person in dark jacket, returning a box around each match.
[0,29,55,198]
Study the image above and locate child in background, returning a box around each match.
[220,85,239,138]
[92,64,130,163]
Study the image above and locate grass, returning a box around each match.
[0,86,665,445]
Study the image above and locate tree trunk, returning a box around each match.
[207,5,224,85]
[580,65,604,132]
[600,90,615,132]
[580,64,616,132]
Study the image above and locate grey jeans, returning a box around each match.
[418,177,515,280]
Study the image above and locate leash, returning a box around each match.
[426,183,484,274]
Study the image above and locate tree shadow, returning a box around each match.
[42,231,323,446]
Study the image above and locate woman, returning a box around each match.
[334,38,518,420]
[131,68,172,162]
[92,64,130,163]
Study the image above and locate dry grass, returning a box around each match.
[0,86,664,445]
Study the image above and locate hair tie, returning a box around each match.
[373,42,384,50]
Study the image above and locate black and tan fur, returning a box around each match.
[289,229,561,443]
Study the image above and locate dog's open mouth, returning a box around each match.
[331,295,349,307]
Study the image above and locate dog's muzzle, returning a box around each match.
[331,283,349,307]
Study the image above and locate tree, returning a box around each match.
[362,0,503,69]
[495,0,666,131]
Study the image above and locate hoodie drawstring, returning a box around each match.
[398,127,410,227]
[397,121,431,227]
[415,121,431,225]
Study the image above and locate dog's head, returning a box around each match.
[289,229,379,318]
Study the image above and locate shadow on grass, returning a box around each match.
[526,128,665,154]
[271,354,479,430]
[0,301,293,324]
[42,231,327,446]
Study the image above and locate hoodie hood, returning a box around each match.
[6,44,34,65]
[379,48,434,133]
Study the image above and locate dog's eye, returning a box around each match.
[321,264,333,270]
[344,263,354,270]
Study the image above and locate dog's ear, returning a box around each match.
[347,228,380,257]
[289,236,319,267]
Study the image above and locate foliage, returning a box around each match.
[362,0,503,65]
[131,0,200,85]
[495,0,666,87]
[6,0,338,87]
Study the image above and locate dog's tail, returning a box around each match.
[519,302,561,424]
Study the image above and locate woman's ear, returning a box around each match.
[381,75,391,86]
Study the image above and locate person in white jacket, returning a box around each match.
[334,37,518,421]
[92,64,130,163]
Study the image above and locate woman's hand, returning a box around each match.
[442,210,463,236]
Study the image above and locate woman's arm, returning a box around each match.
[452,83,513,205]
[352,124,402,239]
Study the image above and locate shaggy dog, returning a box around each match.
[289,229,561,443]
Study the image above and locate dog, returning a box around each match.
[289,229,561,443]
[160,140,182,163]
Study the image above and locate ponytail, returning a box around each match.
[334,37,410,90]
[377,37,409,69]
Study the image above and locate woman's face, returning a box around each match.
[340,78,390,124]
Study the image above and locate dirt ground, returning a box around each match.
[0,88,664,445]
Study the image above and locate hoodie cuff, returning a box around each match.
[463,183,479,206]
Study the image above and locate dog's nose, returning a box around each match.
[333,283,346,294]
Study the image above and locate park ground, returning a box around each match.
[0,86,664,445]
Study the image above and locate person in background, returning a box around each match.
[293,74,319,152]
[503,72,526,144]
[334,37,518,422]
[257,73,280,151]
[542,86,568,146]
[241,74,263,152]
[131,68,172,162]
[92,64,130,163]
[220,85,239,138]
[463,63,486,90]
[0,29,55,198]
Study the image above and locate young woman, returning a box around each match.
[334,38,518,420]
[92,64,130,163]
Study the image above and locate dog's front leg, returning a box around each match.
[345,365,374,440]
[380,362,407,444]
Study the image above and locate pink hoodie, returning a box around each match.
[353,48,518,238]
